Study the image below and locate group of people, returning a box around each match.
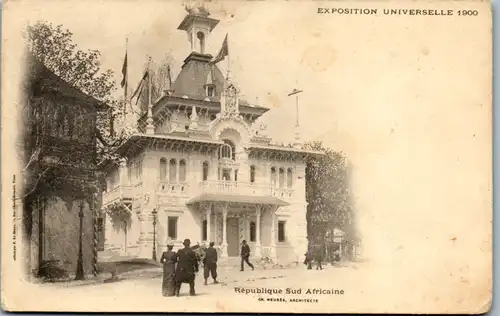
[304,244,341,270]
[160,239,256,297]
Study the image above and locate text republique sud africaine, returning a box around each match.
[234,287,345,295]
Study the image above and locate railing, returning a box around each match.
[102,184,136,206]
[198,180,294,198]
[102,180,294,205]
[157,181,189,195]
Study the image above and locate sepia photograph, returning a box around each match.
[1,0,492,313]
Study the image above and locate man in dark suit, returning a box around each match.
[174,239,199,296]
[203,241,219,285]
[240,240,254,271]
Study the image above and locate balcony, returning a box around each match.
[197,180,294,199]
[102,183,142,207]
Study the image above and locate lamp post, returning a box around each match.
[152,208,158,262]
[75,200,85,280]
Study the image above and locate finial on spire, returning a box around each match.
[288,89,303,148]
[185,4,210,16]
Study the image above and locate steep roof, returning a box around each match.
[170,52,225,101]
[25,52,108,110]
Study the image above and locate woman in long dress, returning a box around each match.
[160,243,178,296]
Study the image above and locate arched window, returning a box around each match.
[219,139,236,161]
[287,168,293,188]
[169,159,177,182]
[160,158,167,180]
[179,160,186,182]
[250,165,256,183]
[197,31,205,54]
[206,85,215,97]
[250,222,256,242]
[202,161,209,181]
[279,168,285,188]
[271,167,277,187]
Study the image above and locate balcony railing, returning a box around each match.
[102,180,294,206]
[198,180,293,199]
[102,182,142,207]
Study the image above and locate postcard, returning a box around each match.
[1,0,492,313]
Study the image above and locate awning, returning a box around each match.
[187,194,289,207]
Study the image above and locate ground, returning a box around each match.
[30,260,371,313]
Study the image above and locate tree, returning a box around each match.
[137,54,174,114]
[24,21,134,165]
[26,22,115,103]
[304,141,358,258]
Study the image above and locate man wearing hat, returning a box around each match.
[240,240,254,271]
[160,241,177,296]
[174,238,199,296]
[203,241,218,285]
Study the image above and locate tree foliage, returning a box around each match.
[24,21,133,164]
[304,141,357,246]
[25,22,115,103]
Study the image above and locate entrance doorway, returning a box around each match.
[226,218,239,256]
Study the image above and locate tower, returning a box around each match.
[178,5,220,54]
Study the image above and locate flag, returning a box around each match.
[211,34,228,64]
[120,52,128,89]
[131,70,149,103]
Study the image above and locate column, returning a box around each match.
[221,207,228,258]
[269,207,277,262]
[214,212,219,244]
[137,212,149,258]
[255,206,262,257]
[206,205,212,243]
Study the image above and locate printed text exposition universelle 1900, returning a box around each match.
[317,8,479,16]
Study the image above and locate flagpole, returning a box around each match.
[148,56,152,107]
[124,37,129,116]
[226,34,230,81]
[146,55,154,134]
[125,38,128,101]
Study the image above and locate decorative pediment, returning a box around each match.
[221,83,240,119]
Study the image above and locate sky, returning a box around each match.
[6,1,350,149]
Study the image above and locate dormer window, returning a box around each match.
[206,84,216,97]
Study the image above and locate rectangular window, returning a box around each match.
[250,222,256,242]
[97,218,104,232]
[202,220,207,241]
[278,221,286,242]
[168,217,178,240]
[222,169,231,181]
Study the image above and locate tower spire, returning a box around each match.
[177,5,220,54]
[288,89,303,149]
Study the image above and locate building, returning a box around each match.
[20,53,105,278]
[101,7,321,265]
